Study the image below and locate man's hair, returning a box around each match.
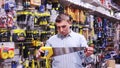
[55,13,73,23]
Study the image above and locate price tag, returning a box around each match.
[30,0,41,6]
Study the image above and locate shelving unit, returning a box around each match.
[60,0,120,22]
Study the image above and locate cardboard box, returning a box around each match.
[107,60,115,68]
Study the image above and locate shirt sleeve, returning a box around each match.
[44,40,51,56]
[80,35,88,48]
[45,39,51,47]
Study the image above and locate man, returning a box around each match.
[37,13,93,68]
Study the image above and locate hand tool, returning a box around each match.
[11,61,17,68]
[31,59,35,68]
[0,16,7,28]
[0,44,8,59]
[8,49,15,58]
[0,28,10,42]
[80,10,86,24]
[24,59,29,68]
[12,29,26,42]
[40,46,86,59]
[17,11,34,29]
[0,43,15,59]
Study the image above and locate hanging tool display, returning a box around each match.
[0,44,9,60]
[21,58,43,68]
[65,6,86,24]
[0,15,7,28]
[23,0,30,9]
[11,28,44,67]
[52,1,64,13]
[47,0,63,23]
[11,28,26,42]
[22,0,42,9]
[94,17,104,54]
[25,30,40,42]
[33,6,55,43]
[79,10,86,24]
[0,42,15,60]
[17,11,34,29]
[40,31,55,43]
[11,61,17,68]
[0,28,11,42]
[93,16,117,68]
[65,6,89,36]
[93,17,105,68]
[17,43,44,68]
[65,6,76,22]
[89,15,95,44]
[34,11,50,27]
[102,18,108,48]
[71,23,80,33]
[94,17,113,51]
[7,14,14,28]
[0,13,14,28]
[4,1,16,28]
[95,17,103,38]
[14,41,43,68]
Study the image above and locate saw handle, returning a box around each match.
[40,47,53,59]
[41,52,45,57]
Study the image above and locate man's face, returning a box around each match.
[56,20,71,36]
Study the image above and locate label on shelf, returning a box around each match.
[30,0,41,6]
[0,42,15,49]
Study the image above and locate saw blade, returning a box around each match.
[40,47,86,58]
[52,47,85,57]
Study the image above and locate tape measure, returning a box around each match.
[1,52,8,59]
[8,50,15,58]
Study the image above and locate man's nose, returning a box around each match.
[59,27,63,32]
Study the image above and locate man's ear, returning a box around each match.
[67,14,73,25]
[68,20,72,26]
[68,22,72,27]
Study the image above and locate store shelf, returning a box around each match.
[82,0,112,10]
[59,0,94,11]
[60,0,120,22]
[82,0,101,6]
[110,3,120,11]
[89,10,120,22]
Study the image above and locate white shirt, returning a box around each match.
[46,30,88,68]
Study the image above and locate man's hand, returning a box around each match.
[36,48,44,58]
[36,42,45,58]
[85,47,94,57]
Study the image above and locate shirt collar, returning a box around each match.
[58,30,74,38]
